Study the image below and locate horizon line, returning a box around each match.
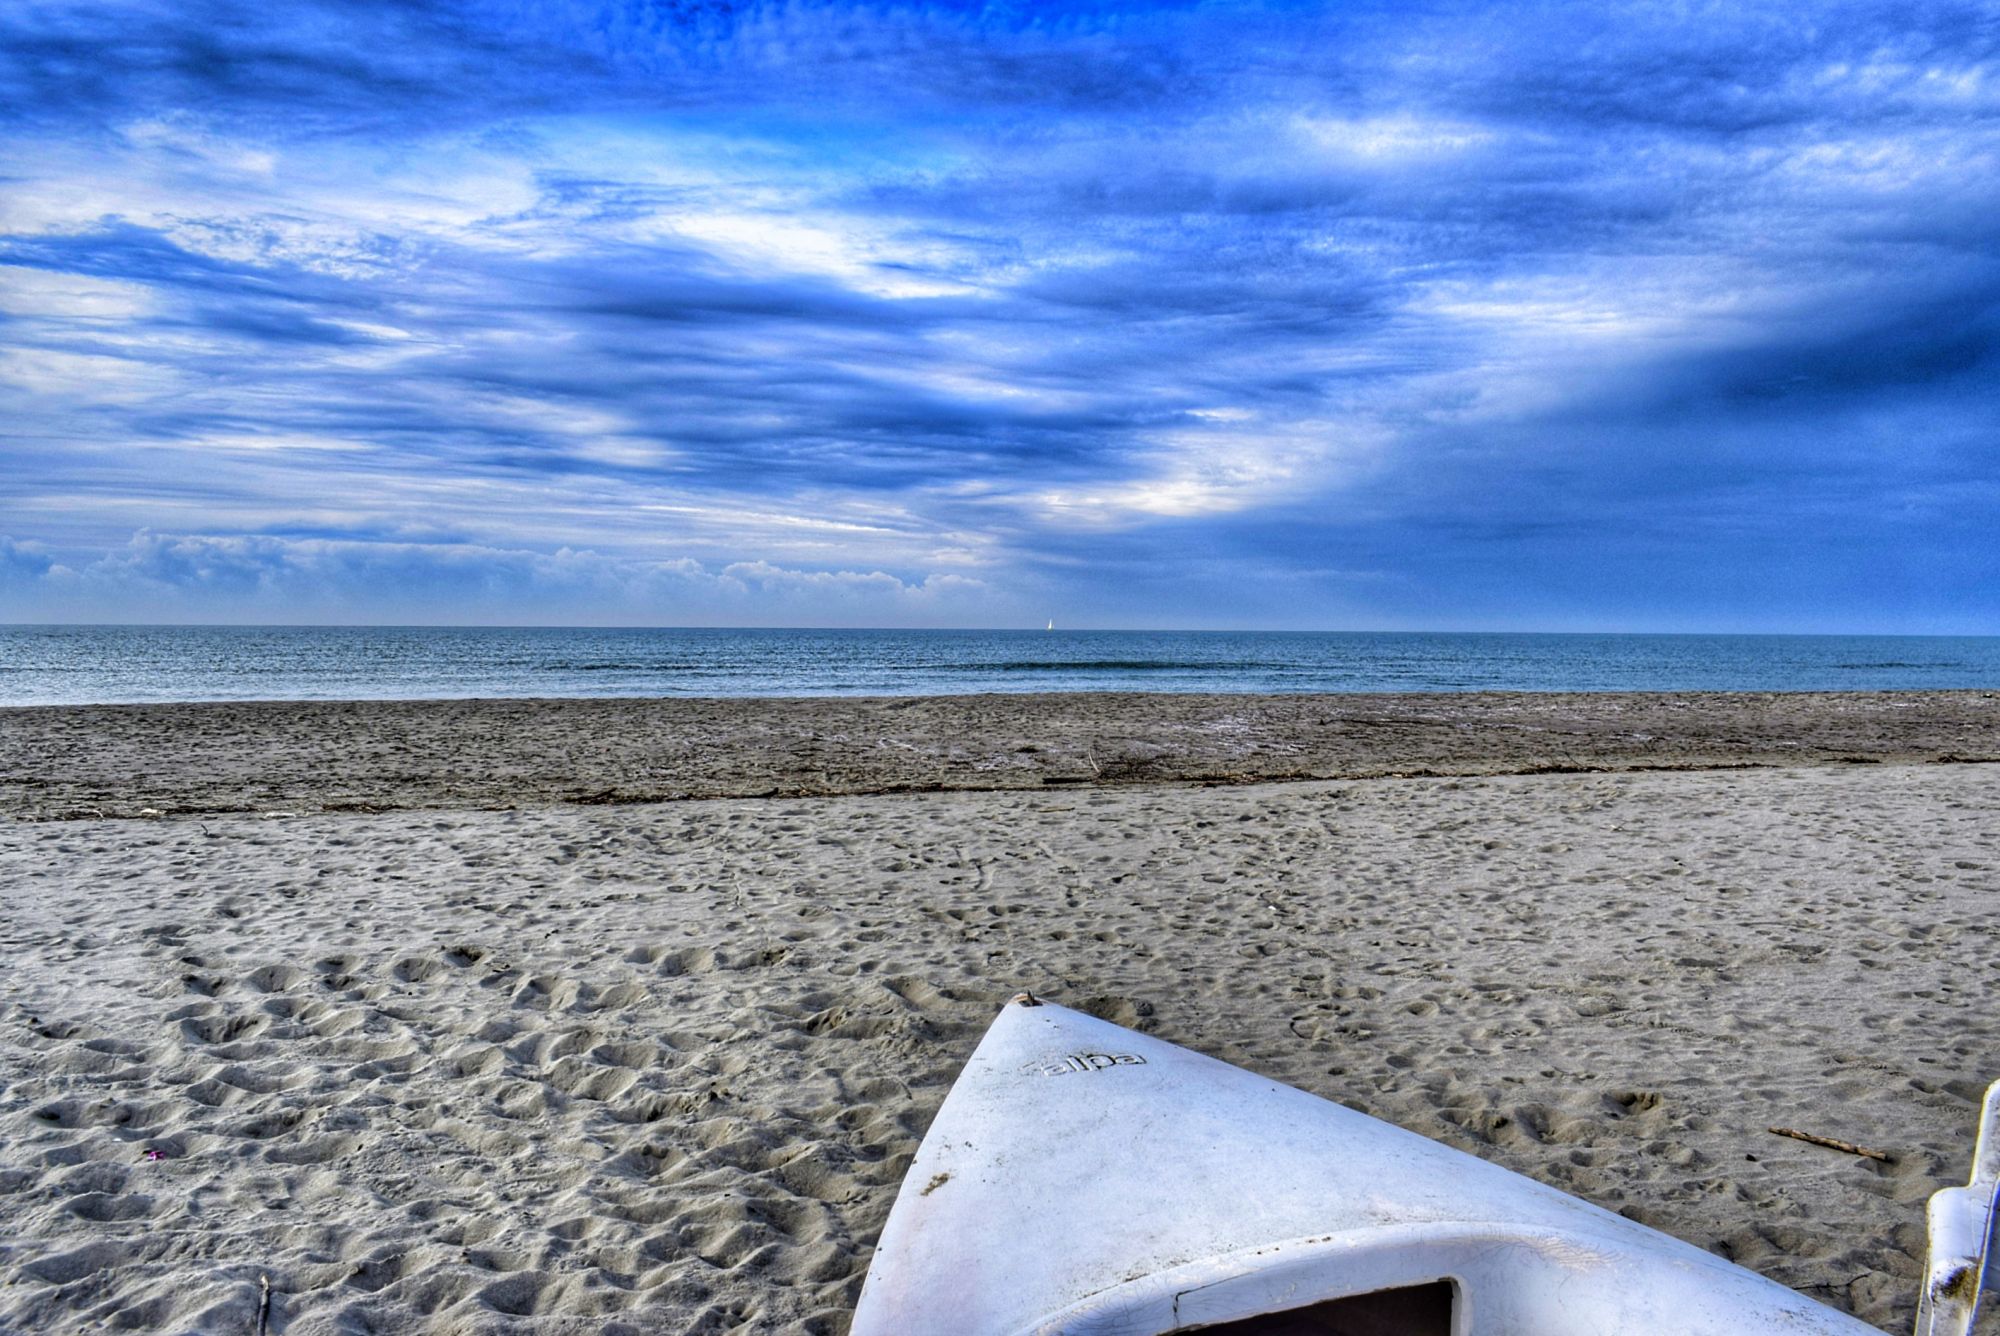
[3,622,1997,640]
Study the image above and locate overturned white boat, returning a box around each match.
[853,994,1997,1336]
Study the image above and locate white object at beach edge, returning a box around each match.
[853,994,1994,1335]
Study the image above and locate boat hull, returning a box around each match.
[852,995,1885,1335]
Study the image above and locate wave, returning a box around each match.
[929,659,1281,673]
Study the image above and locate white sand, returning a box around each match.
[2,764,1995,1333]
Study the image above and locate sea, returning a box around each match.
[1,625,1997,706]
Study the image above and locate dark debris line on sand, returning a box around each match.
[0,690,1995,822]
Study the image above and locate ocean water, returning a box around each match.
[1,626,1997,706]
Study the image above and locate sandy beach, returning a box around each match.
[1,692,1995,1333]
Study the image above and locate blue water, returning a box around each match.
[1,626,1997,706]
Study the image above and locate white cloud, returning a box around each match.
[0,265,157,320]
[0,345,183,401]
[1024,415,1384,524]
[1291,113,1497,162]
[0,530,996,626]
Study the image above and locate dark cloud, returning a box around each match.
[2,0,1996,628]
[0,0,594,132]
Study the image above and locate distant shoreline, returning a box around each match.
[3,688,1994,822]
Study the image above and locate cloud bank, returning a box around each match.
[2,0,1995,629]
[2,530,991,626]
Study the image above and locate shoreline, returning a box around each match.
[3,688,1996,822]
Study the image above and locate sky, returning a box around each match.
[1,0,1996,631]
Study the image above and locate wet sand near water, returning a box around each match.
[2,688,1996,821]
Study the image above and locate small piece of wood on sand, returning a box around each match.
[256,1274,271,1336]
[1766,1125,1894,1163]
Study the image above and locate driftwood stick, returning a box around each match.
[256,1274,271,1336]
[1767,1126,1894,1162]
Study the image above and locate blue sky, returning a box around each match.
[1,0,1995,630]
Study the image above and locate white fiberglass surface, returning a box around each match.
[854,999,1885,1336]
